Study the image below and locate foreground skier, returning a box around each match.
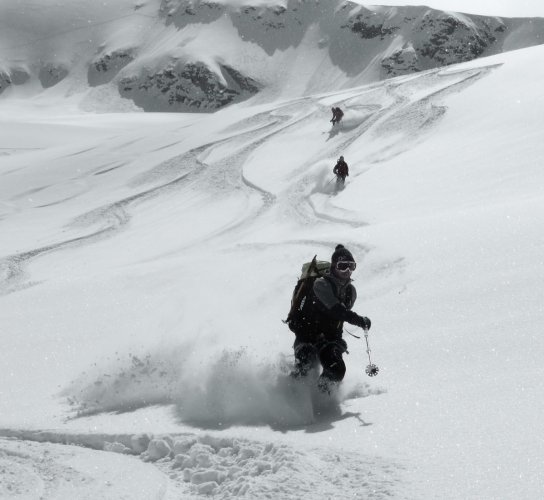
[289,245,371,393]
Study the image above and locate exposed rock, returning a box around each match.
[119,61,260,112]
[38,63,69,88]
[0,72,11,95]
[88,49,135,86]
[415,13,505,66]
[231,2,319,56]
[381,43,420,76]
[160,0,224,28]
[11,69,30,85]
[344,11,400,40]
[4,0,543,111]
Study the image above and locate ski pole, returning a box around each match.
[363,328,379,377]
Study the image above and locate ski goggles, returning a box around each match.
[336,261,356,271]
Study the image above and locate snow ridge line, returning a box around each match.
[0,428,147,454]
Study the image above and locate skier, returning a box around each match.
[330,107,344,125]
[290,244,371,393]
[333,156,349,186]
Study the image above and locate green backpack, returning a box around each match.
[284,255,330,332]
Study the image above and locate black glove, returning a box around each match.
[359,316,371,330]
[344,310,371,330]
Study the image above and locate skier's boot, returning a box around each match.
[317,375,338,395]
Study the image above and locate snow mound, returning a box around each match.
[1,430,404,499]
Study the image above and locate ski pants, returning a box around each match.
[293,338,347,382]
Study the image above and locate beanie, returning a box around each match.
[331,244,354,264]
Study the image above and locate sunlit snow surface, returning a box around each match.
[2,41,544,500]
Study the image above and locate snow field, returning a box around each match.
[2,31,544,500]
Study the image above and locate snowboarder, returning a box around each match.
[290,244,371,393]
[333,156,349,186]
[330,107,344,125]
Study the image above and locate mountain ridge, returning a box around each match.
[1,0,543,112]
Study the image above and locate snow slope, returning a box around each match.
[2,33,544,500]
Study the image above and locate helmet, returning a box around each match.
[339,156,344,161]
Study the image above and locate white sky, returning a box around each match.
[368,1,544,17]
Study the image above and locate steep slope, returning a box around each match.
[2,42,544,498]
[1,0,544,112]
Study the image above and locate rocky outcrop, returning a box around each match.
[10,69,30,85]
[339,7,510,77]
[414,13,505,66]
[343,11,400,40]
[381,43,420,76]
[88,50,135,86]
[3,0,544,111]
[160,0,224,28]
[0,72,11,95]
[119,61,260,112]
[38,63,69,88]
[0,68,31,94]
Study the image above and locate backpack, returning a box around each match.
[284,255,330,332]
[335,160,348,177]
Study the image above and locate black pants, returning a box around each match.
[293,338,347,382]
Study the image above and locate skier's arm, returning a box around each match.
[332,305,370,329]
[313,280,370,329]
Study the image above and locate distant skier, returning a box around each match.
[290,245,371,393]
[333,156,349,186]
[330,107,344,125]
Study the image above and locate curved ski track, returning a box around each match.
[0,65,498,295]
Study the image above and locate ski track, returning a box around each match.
[0,118,283,293]
[0,56,503,500]
[0,171,193,295]
[0,65,495,295]
[0,111,291,293]
[302,65,499,226]
[0,430,407,500]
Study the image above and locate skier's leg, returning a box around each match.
[291,340,318,378]
[317,341,346,392]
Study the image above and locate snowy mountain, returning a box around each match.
[1,0,544,112]
[2,1,544,499]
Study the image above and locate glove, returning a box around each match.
[359,316,371,330]
[344,311,371,330]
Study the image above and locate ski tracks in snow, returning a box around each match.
[0,118,282,294]
[0,66,497,294]
[0,437,175,500]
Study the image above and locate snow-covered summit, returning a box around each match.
[1,0,544,112]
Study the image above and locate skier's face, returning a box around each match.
[333,259,356,280]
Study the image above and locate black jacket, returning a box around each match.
[293,272,357,343]
[333,160,349,178]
